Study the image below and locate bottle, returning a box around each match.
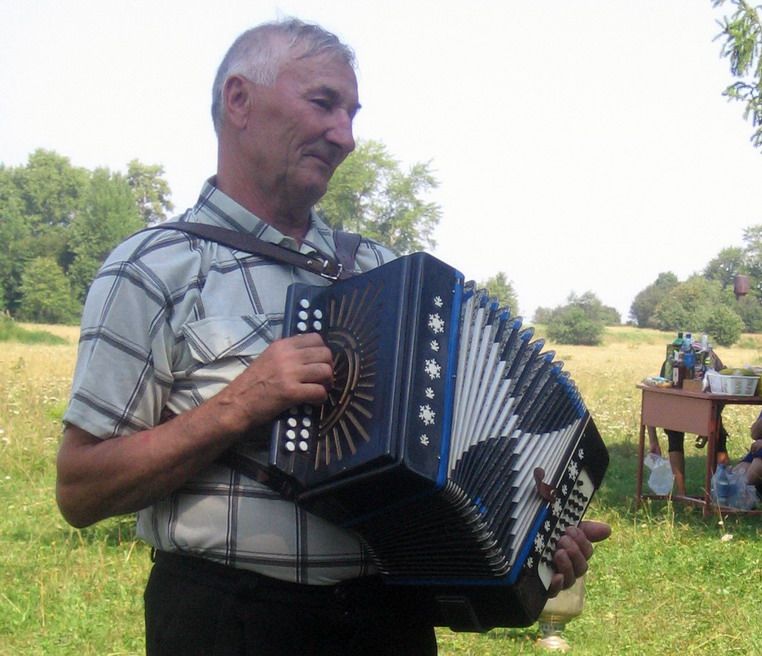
[682,333,694,381]
[684,349,695,380]
[672,334,689,388]
[672,355,686,388]
[663,352,674,383]
[712,463,733,507]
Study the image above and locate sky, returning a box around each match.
[2,0,762,321]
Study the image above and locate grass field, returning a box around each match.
[2,323,762,655]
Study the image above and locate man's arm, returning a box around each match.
[751,415,762,442]
[56,333,333,528]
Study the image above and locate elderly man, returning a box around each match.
[56,18,609,655]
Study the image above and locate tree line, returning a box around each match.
[0,141,457,325]
[630,233,762,346]
[0,149,173,323]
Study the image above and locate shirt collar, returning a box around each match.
[191,177,331,256]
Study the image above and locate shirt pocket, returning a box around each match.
[176,315,274,376]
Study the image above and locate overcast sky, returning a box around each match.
[2,0,761,321]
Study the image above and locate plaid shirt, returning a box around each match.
[64,178,395,584]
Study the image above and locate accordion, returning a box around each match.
[241,252,608,630]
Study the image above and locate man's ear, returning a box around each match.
[223,75,252,130]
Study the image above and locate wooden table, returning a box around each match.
[635,383,762,516]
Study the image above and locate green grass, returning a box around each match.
[0,317,67,345]
[2,324,762,654]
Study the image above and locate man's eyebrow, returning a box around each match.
[312,85,362,114]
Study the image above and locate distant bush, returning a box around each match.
[706,305,745,347]
[547,306,604,345]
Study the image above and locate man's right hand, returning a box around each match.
[215,332,334,434]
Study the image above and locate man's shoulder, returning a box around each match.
[353,235,397,272]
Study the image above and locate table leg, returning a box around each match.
[636,421,646,508]
[702,403,720,517]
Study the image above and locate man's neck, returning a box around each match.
[215,170,312,243]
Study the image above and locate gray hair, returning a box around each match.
[211,18,356,135]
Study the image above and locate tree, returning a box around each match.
[317,139,441,254]
[704,246,747,289]
[739,224,762,296]
[629,272,679,327]
[706,304,745,345]
[735,290,762,330]
[544,291,608,345]
[478,272,519,313]
[15,149,89,233]
[16,257,81,324]
[713,1,762,150]
[67,168,144,301]
[652,275,740,333]
[126,159,174,225]
[0,167,30,312]
[547,306,604,346]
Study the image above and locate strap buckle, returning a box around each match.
[304,255,344,281]
[319,260,345,281]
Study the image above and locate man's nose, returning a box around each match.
[327,110,355,154]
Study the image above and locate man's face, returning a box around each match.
[243,51,360,210]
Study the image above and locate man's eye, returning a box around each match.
[312,98,332,110]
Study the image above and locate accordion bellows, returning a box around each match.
[242,252,607,629]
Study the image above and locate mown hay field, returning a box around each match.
[2,324,762,655]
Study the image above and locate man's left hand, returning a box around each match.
[547,520,611,597]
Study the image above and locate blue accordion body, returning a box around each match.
[261,252,609,630]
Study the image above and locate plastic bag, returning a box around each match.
[643,453,674,495]
[727,469,760,510]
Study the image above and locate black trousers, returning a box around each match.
[144,551,438,656]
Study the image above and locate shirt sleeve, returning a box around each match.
[63,244,179,439]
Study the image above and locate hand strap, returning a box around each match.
[150,222,357,281]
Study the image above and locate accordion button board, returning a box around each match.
[264,251,609,630]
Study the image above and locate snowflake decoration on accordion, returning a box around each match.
[419,434,430,446]
[428,313,445,334]
[433,295,444,308]
[424,387,435,399]
[534,532,546,554]
[424,358,442,380]
[552,498,564,516]
[419,404,436,425]
[429,340,440,352]
[568,460,579,479]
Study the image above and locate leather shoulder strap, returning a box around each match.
[333,230,362,273]
[148,222,355,281]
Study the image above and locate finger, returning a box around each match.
[296,346,334,370]
[556,532,589,582]
[552,540,581,590]
[286,331,327,348]
[578,520,612,544]
[547,572,565,598]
